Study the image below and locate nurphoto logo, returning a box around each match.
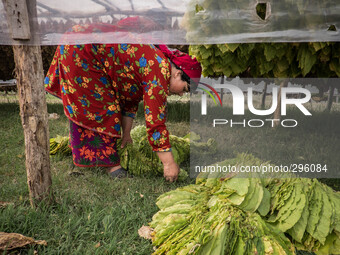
[199,83,312,128]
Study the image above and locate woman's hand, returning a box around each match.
[156,151,179,182]
[121,134,133,148]
[163,161,180,182]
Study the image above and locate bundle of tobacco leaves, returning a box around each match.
[49,135,71,155]
[148,154,340,254]
[50,126,217,181]
[118,125,218,180]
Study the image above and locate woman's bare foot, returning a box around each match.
[107,165,123,173]
[107,165,129,178]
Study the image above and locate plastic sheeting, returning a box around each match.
[0,0,339,45]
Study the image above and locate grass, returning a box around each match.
[0,95,339,254]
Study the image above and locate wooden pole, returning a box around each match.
[3,0,53,207]
[261,81,268,109]
[326,85,335,112]
[273,80,287,128]
[220,75,224,103]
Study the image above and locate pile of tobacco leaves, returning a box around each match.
[147,154,340,255]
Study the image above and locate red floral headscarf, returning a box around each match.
[157,44,202,84]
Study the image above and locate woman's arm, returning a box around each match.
[121,116,133,148]
[136,44,179,181]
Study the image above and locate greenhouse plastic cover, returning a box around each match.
[0,0,339,45]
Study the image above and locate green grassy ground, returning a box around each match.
[0,101,192,254]
[0,97,339,254]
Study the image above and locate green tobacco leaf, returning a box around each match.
[311,42,323,52]
[287,202,309,243]
[277,58,289,72]
[315,231,340,255]
[290,61,301,78]
[232,177,255,207]
[259,61,274,75]
[264,44,277,61]
[273,67,288,78]
[221,52,234,65]
[257,188,271,216]
[222,67,233,77]
[201,47,212,60]
[183,132,199,141]
[271,181,295,212]
[201,59,210,68]
[230,62,243,76]
[152,204,192,229]
[228,193,245,205]
[273,43,288,58]
[234,236,245,255]
[286,184,310,243]
[276,184,306,232]
[319,51,331,62]
[217,44,230,54]
[156,190,197,209]
[226,43,239,53]
[153,213,189,246]
[302,49,317,76]
[268,184,297,223]
[313,190,333,244]
[209,55,216,64]
[329,59,340,76]
[240,179,263,212]
[279,183,304,222]
[214,48,223,57]
[238,44,252,59]
[223,178,250,196]
[322,46,331,56]
[306,184,323,237]
[212,62,224,73]
[328,191,340,233]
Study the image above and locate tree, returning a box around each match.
[3,0,53,207]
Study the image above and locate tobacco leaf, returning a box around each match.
[223,177,250,196]
[257,187,271,217]
[306,184,324,236]
[240,180,263,213]
[0,232,47,251]
[313,189,333,244]
[286,193,309,242]
[272,185,298,223]
[0,201,13,209]
[276,184,306,232]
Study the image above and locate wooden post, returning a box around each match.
[273,80,287,127]
[220,76,224,103]
[3,0,53,207]
[326,85,335,112]
[261,82,268,109]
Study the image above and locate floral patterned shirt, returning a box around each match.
[45,38,172,151]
